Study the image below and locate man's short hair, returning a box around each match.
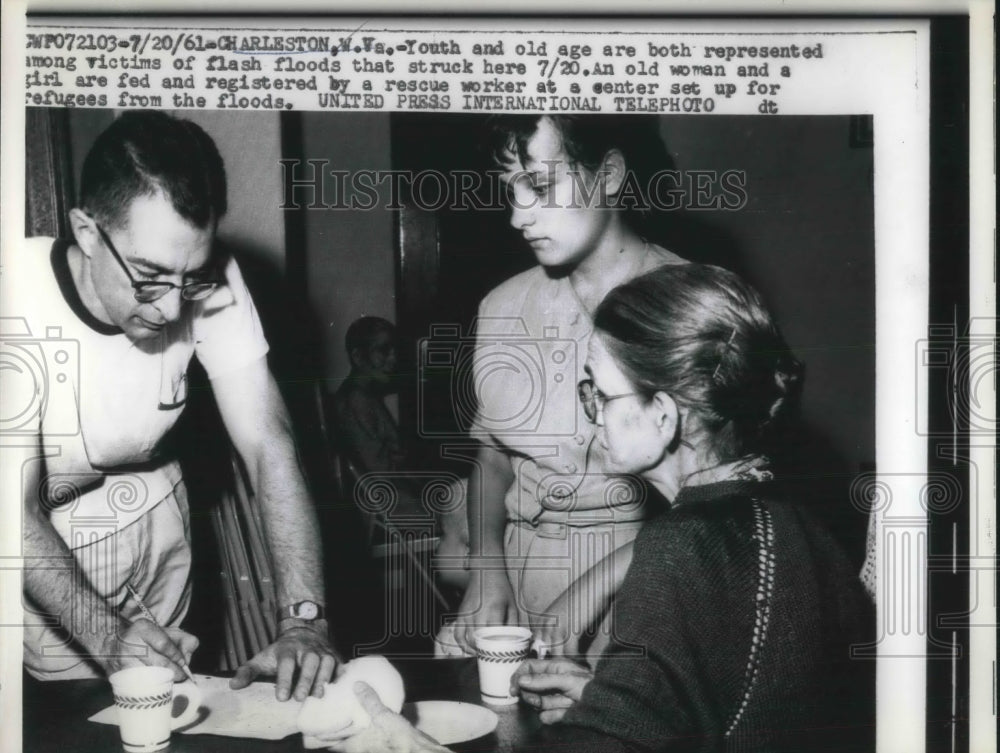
[79,111,227,230]
[345,316,395,357]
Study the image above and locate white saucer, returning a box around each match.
[403,701,499,745]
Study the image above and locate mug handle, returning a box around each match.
[169,681,203,731]
[530,638,549,660]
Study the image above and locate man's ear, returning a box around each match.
[599,149,627,199]
[651,391,681,447]
[68,208,98,258]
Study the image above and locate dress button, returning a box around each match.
[565,463,578,474]
[574,434,586,446]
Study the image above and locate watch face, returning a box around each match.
[296,601,319,620]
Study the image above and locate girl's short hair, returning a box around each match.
[484,115,674,231]
[594,264,804,459]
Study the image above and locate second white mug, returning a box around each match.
[473,626,532,705]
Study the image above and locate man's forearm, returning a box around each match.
[23,488,125,660]
[247,434,325,613]
[211,362,329,633]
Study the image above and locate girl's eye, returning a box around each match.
[532,183,550,197]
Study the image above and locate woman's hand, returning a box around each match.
[533,592,581,658]
[321,682,450,753]
[451,570,519,655]
[534,539,638,659]
[511,658,594,724]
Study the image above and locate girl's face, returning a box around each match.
[500,117,614,269]
[584,333,669,475]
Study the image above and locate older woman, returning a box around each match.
[329,264,874,752]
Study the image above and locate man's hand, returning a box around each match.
[99,620,199,682]
[452,570,519,655]
[511,658,594,724]
[320,682,450,753]
[230,626,341,701]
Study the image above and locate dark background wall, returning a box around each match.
[660,116,875,474]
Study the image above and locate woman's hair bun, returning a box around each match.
[767,356,804,421]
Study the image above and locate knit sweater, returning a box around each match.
[539,480,875,753]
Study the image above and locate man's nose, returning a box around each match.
[153,288,184,322]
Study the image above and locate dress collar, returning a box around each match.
[672,455,774,507]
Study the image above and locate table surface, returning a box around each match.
[22,658,541,753]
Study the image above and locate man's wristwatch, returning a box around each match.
[277,600,325,627]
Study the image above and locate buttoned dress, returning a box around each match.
[472,247,683,659]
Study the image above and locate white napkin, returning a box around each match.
[88,674,301,740]
[298,657,406,748]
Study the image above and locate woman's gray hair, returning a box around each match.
[593,263,803,459]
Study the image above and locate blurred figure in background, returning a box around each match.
[332,316,469,590]
[333,316,408,483]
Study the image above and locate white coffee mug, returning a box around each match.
[473,626,532,705]
[109,666,202,752]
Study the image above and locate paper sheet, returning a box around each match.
[88,674,301,740]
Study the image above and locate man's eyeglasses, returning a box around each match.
[94,222,221,303]
[577,378,641,424]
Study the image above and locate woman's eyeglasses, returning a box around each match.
[577,378,641,424]
[94,222,221,303]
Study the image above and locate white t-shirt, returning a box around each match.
[4,237,269,545]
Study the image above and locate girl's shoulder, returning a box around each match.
[478,264,567,317]
[643,243,688,271]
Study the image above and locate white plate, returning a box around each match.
[404,701,499,745]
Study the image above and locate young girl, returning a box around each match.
[446,115,686,660]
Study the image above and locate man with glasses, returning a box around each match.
[11,111,338,702]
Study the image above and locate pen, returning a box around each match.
[125,582,198,684]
